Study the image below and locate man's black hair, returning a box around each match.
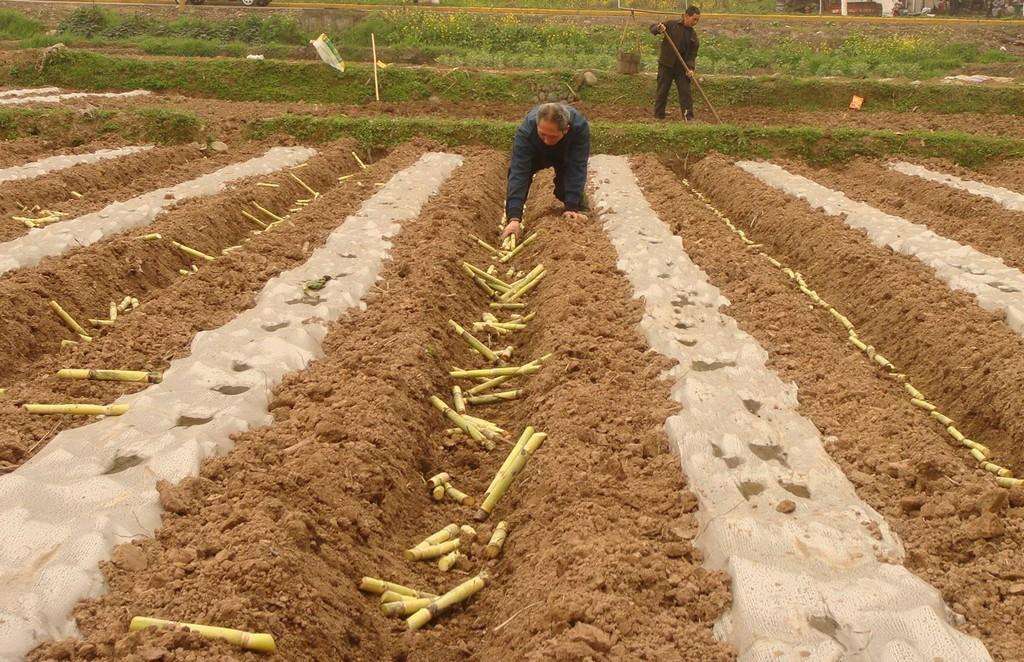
[685,5,701,14]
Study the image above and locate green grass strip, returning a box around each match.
[252,114,1024,167]
[6,50,1024,116]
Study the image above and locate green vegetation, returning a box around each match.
[6,50,1024,116]
[0,106,204,144]
[253,114,1024,167]
[5,6,1016,78]
[0,9,45,40]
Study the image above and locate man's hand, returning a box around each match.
[656,22,667,33]
[563,210,587,221]
[501,219,522,240]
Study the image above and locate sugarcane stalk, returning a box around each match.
[466,390,522,405]
[178,269,192,276]
[109,301,117,322]
[910,398,936,412]
[464,355,550,395]
[468,234,500,255]
[60,340,78,348]
[139,233,162,240]
[24,403,128,416]
[502,271,547,303]
[970,447,988,462]
[380,590,411,604]
[997,476,1024,488]
[490,302,527,310]
[118,296,133,312]
[963,439,990,456]
[405,538,460,561]
[407,573,488,631]
[448,320,499,364]
[904,383,924,400]
[499,233,539,263]
[89,318,115,327]
[450,364,541,380]
[475,432,547,521]
[131,617,275,653]
[463,263,511,291]
[471,276,498,298]
[256,182,279,188]
[381,598,433,617]
[352,152,368,169]
[414,523,459,550]
[452,386,465,414]
[437,550,462,572]
[460,415,504,433]
[947,426,965,443]
[49,300,91,339]
[429,395,486,445]
[359,577,436,599]
[289,172,319,197]
[980,461,1012,477]
[57,369,162,383]
[444,484,475,507]
[485,521,508,558]
[241,210,268,229]
[460,525,476,537]
[930,411,953,426]
[171,241,215,262]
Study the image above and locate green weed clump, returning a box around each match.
[58,6,306,44]
[0,9,45,40]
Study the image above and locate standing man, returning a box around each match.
[501,102,590,241]
[651,6,701,122]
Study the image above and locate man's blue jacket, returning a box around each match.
[505,105,590,221]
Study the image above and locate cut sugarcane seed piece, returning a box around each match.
[466,390,522,405]
[499,233,539,263]
[256,182,280,188]
[252,202,285,223]
[981,462,1013,477]
[24,403,128,416]
[289,172,319,197]
[444,484,475,507]
[849,336,867,351]
[57,369,162,383]
[89,318,115,327]
[460,525,476,537]
[452,386,465,414]
[70,190,83,198]
[139,233,162,240]
[450,364,542,380]
[178,269,191,276]
[428,473,451,490]
[429,396,487,445]
[406,573,488,631]
[60,340,78,348]
[476,430,547,521]
[241,210,268,229]
[405,538,460,561]
[997,476,1024,488]
[469,234,500,255]
[130,617,275,654]
[490,302,527,310]
[380,591,409,604]
[970,447,988,462]
[171,241,215,262]
[904,384,924,400]
[432,485,446,500]
[437,551,462,572]
[910,399,936,412]
[947,426,965,443]
[49,300,91,338]
[381,598,433,617]
[485,521,508,558]
[358,577,437,599]
[448,320,499,364]
[109,302,117,322]
[930,411,954,426]
[414,523,459,550]
[352,152,368,169]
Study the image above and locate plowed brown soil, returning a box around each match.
[783,158,1024,274]
[0,144,257,243]
[31,156,731,661]
[0,137,423,470]
[688,153,1024,478]
[635,155,1024,660]
[911,158,1024,198]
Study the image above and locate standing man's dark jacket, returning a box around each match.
[652,19,699,70]
[505,105,590,222]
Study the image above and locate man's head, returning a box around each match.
[683,5,701,26]
[536,103,571,146]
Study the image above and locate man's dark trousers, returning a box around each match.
[654,64,694,121]
[519,153,587,211]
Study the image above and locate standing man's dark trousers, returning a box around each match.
[654,64,694,121]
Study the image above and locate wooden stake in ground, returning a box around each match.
[371,33,381,102]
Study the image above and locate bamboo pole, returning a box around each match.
[49,300,91,339]
[57,369,162,384]
[406,574,488,631]
[130,617,275,653]
[371,33,381,102]
[24,403,128,416]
